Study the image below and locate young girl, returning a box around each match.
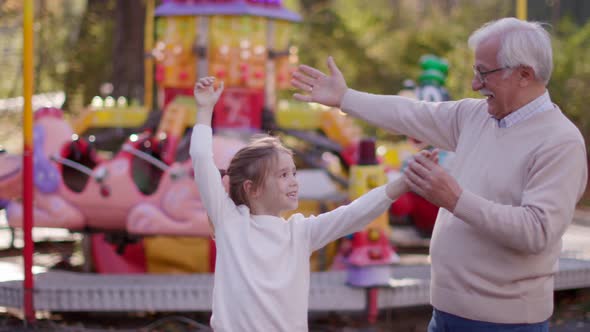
[191,76,429,331]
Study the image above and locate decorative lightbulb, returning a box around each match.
[117,96,128,107]
[240,39,251,49]
[90,96,103,109]
[240,50,251,59]
[104,96,115,108]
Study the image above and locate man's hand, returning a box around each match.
[388,149,438,200]
[194,76,224,110]
[291,56,348,107]
[405,149,462,211]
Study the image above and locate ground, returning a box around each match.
[0,292,589,331]
[1,224,590,331]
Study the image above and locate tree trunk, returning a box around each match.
[111,1,146,102]
[551,0,561,26]
[63,0,116,110]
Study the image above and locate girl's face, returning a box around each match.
[252,151,299,217]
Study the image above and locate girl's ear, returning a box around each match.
[243,180,258,198]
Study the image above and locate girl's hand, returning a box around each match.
[389,149,439,200]
[194,76,224,110]
[405,148,462,212]
[422,149,439,164]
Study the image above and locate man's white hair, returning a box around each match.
[468,17,553,85]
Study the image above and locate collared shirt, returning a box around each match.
[498,91,554,128]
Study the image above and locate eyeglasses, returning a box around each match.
[472,66,510,84]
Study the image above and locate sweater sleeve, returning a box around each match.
[453,140,587,254]
[341,89,481,151]
[303,185,394,252]
[189,124,237,228]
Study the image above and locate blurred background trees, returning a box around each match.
[1,0,590,150]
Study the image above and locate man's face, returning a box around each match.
[472,37,520,120]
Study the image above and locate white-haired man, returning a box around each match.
[292,17,587,331]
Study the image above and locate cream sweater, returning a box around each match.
[190,124,394,331]
[341,89,587,323]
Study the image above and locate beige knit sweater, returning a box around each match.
[341,89,587,323]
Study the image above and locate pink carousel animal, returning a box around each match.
[124,133,245,235]
[5,107,245,237]
[3,107,245,273]
[5,108,85,229]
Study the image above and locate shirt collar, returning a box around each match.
[496,91,553,128]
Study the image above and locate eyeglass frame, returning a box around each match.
[472,65,511,84]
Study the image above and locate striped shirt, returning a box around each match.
[498,91,554,128]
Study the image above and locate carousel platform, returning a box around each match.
[1,219,590,312]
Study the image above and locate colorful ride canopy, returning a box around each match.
[155,0,301,22]
[153,0,301,132]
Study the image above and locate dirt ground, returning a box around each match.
[0,291,589,331]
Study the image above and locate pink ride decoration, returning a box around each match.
[343,139,400,287]
[0,107,245,273]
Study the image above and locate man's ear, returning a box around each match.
[519,66,535,86]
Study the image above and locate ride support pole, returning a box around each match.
[367,287,379,324]
[23,0,36,324]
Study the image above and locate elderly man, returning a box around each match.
[292,17,587,331]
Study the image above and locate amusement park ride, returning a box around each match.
[0,0,422,277]
[0,0,455,320]
[3,1,590,326]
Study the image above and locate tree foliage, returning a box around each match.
[550,18,590,147]
[291,0,590,149]
[2,0,590,151]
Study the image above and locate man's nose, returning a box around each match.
[472,77,484,91]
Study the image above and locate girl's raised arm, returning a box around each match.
[194,76,224,127]
[190,77,233,227]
